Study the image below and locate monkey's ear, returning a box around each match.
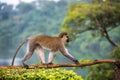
[59,32,68,38]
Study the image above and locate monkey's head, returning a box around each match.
[59,32,70,43]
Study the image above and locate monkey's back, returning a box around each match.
[30,35,63,51]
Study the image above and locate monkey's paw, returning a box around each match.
[42,62,53,65]
[74,60,79,64]
[23,63,29,69]
[48,62,53,65]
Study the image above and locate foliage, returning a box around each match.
[85,64,115,80]
[0,68,83,80]
[62,0,120,34]
[111,47,120,59]
[62,0,120,46]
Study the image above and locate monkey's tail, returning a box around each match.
[11,38,28,66]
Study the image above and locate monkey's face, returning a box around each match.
[62,35,70,43]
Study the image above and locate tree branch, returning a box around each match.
[95,18,119,47]
[0,59,120,69]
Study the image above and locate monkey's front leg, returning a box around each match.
[60,48,79,64]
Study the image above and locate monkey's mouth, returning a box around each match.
[67,39,70,42]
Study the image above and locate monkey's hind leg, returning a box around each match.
[22,51,34,68]
[22,44,34,68]
[48,51,56,64]
[36,46,45,64]
[22,60,29,69]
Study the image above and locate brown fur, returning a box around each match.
[29,35,64,51]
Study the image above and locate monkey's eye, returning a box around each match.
[66,35,69,38]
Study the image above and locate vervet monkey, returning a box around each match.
[11,32,79,68]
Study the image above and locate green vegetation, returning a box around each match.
[0,68,83,80]
[62,0,120,47]
[85,63,115,80]
[0,0,120,80]
[111,47,120,59]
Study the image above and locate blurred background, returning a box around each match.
[0,0,120,79]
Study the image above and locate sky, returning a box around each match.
[0,0,60,6]
[0,0,35,6]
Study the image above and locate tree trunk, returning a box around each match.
[115,68,120,80]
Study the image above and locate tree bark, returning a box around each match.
[115,68,120,80]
